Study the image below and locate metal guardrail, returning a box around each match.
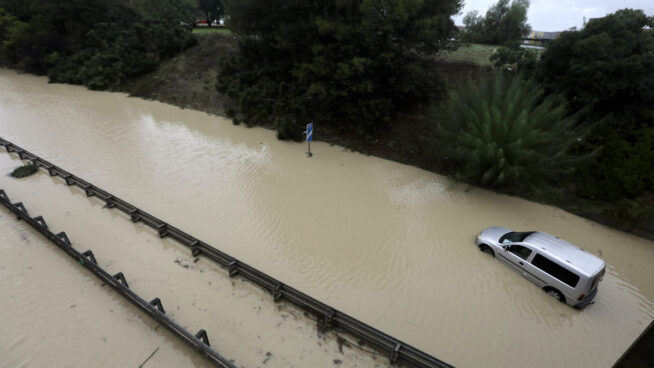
[0,189,236,368]
[0,136,453,368]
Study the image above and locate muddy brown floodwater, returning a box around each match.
[1,68,653,368]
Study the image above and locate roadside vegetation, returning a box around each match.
[435,74,588,191]
[10,163,38,178]
[0,0,652,232]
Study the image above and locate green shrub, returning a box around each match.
[218,0,461,135]
[577,128,654,201]
[11,163,38,178]
[490,45,538,71]
[48,18,196,90]
[435,73,587,191]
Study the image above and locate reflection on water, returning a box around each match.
[1,68,653,368]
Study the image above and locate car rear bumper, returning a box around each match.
[574,287,598,309]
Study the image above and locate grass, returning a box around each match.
[11,163,38,178]
[436,43,499,67]
[192,27,231,35]
[128,33,238,115]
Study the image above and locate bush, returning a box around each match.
[435,73,587,191]
[490,45,538,71]
[535,9,654,130]
[461,0,531,45]
[577,128,654,200]
[11,163,38,178]
[49,18,197,90]
[218,0,461,135]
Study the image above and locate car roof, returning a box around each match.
[524,232,605,276]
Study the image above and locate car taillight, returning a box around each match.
[578,294,585,301]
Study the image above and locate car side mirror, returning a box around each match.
[503,245,509,251]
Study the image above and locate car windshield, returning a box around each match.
[499,231,535,244]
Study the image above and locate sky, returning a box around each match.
[453,0,654,32]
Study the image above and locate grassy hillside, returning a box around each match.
[436,44,499,67]
[127,33,238,115]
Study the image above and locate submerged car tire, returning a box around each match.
[544,287,566,303]
[479,244,495,257]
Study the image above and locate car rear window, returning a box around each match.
[531,254,580,288]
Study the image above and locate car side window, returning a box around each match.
[531,254,580,287]
[507,245,532,260]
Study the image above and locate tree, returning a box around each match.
[461,0,531,45]
[0,0,197,86]
[219,0,462,138]
[536,9,654,131]
[535,9,654,206]
[435,73,587,190]
[128,0,199,27]
[199,0,223,27]
[490,45,538,71]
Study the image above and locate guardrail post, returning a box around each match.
[272,283,283,302]
[319,310,335,331]
[33,215,48,229]
[195,329,211,346]
[56,232,72,245]
[104,195,116,209]
[190,240,201,256]
[130,209,141,223]
[157,224,168,238]
[227,261,238,277]
[149,298,165,314]
[113,272,129,288]
[81,250,97,264]
[390,343,402,363]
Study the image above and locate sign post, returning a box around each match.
[305,122,313,157]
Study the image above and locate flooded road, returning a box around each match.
[1,68,653,367]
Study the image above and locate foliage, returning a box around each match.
[435,73,586,190]
[199,0,224,25]
[218,0,461,138]
[536,9,654,129]
[461,0,531,45]
[577,128,654,201]
[490,44,538,71]
[128,0,199,27]
[0,7,29,65]
[48,18,197,90]
[0,0,197,88]
[10,163,38,178]
[534,9,654,205]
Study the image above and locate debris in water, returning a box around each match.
[10,163,38,178]
[262,351,272,364]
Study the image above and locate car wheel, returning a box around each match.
[544,287,566,303]
[479,244,495,257]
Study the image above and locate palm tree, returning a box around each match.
[436,73,588,191]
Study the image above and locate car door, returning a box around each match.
[497,243,533,278]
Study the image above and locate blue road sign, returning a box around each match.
[306,123,313,142]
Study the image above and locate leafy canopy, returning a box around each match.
[462,0,531,45]
[536,8,654,129]
[219,0,462,139]
[436,73,587,191]
[534,9,654,205]
[0,0,197,88]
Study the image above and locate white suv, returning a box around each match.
[476,227,605,308]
